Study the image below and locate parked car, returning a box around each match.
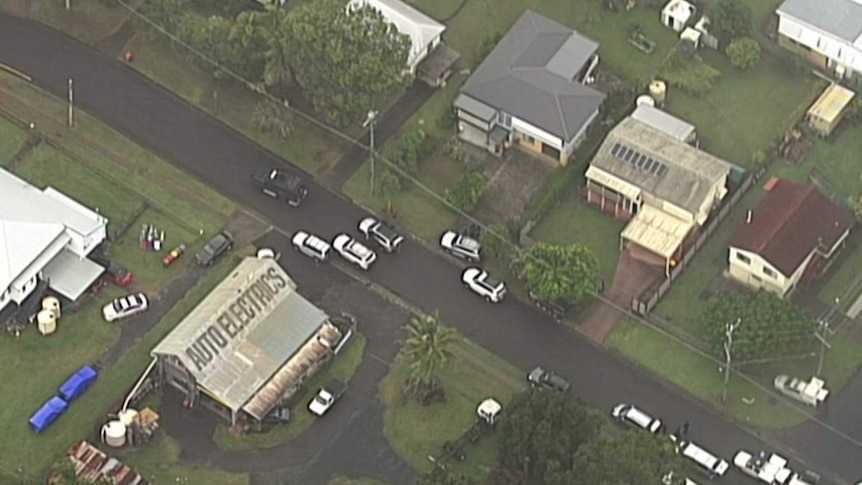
[673,437,729,479]
[461,267,506,303]
[102,293,149,322]
[256,248,280,260]
[252,168,308,207]
[308,379,347,416]
[332,233,377,270]
[440,230,481,262]
[291,231,331,263]
[610,403,663,433]
[528,290,567,322]
[90,255,133,287]
[527,366,570,391]
[195,231,234,266]
[358,217,404,253]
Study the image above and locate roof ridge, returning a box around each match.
[755,182,815,253]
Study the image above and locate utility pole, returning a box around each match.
[721,318,741,403]
[815,298,838,375]
[363,110,379,195]
[68,78,74,127]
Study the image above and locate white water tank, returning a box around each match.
[118,408,139,426]
[42,296,61,319]
[102,421,127,448]
[636,95,656,107]
[649,80,667,106]
[37,310,57,336]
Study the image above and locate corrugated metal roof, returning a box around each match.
[152,257,329,412]
[67,441,152,485]
[459,11,605,141]
[777,0,862,43]
[349,0,445,67]
[630,104,695,142]
[621,205,694,259]
[808,84,856,124]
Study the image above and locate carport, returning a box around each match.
[620,205,693,276]
[41,249,105,300]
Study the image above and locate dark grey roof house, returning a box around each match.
[454,11,606,165]
[776,0,862,81]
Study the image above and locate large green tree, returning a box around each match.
[285,0,410,126]
[497,389,601,483]
[513,243,599,305]
[707,0,753,47]
[549,432,689,485]
[702,290,817,362]
[401,313,458,398]
[257,3,294,87]
[726,37,761,70]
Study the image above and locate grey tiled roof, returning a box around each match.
[777,0,862,42]
[459,11,606,141]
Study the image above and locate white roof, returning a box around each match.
[0,169,107,294]
[663,0,697,22]
[631,104,696,142]
[349,0,446,67]
[622,205,694,259]
[41,249,105,300]
[152,257,331,414]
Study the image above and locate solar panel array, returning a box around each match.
[610,143,668,177]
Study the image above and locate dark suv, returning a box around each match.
[196,231,234,266]
[527,366,570,391]
[528,291,568,322]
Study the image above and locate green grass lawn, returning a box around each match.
[606,318,862,429]
[530,188,626,284]
[803,122,862,198]
[0,115,28,166]
[0,250,245,481]
[213,332,367,451]
[36,0,133,45]
[328,477,389,485]
[380,336,526,479]
[665,52,820,166]
[123,33,347,177]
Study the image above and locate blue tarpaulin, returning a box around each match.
[29,396,69,433]
[59,365,99,401]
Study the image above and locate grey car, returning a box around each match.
[196,231,234,266]
[527,366,570,391]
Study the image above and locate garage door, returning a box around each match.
[541,143,561,160]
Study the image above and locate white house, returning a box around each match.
[728,178,854,297]
[349,0,458,84]
[453,11,605,165]
[776,0,862,82]
[585,115,731,274]
[0,168,108,312]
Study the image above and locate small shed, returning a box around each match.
[807,84,856,136]
[662,0,696,32]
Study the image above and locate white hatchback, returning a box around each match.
[462,267,506,303]
[103,293,149,322]
[332,233,377,270]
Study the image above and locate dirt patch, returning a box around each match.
[577,246,664,343]
[223,209,271,249]
[473,150,554,225]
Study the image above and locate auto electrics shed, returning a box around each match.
[151,257,342,424]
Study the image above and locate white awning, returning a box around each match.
[621,205,694,259]
[41,249,105,300]
[585,165,642,201]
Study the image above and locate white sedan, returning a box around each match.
[103,293,149,322]
[462,267,506,303]
[332,233,377,270]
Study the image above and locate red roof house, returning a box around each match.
[727,179,854,296]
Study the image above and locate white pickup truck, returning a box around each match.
[308,379,347,416]
[733,450,811,485]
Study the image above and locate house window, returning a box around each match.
[498,112,512,127]
[736,252,751,265]
[524,134,535,144]
[763,266,776,278]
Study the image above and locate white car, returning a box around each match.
[440,230,481,262]
[291,231,331,262]
[102,293,149,322]
[462,267,506,303]
[610,403,663,433]
[675,438,729,479]
[358,217,404,253]
[332,233,377,270]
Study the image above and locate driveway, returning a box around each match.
[1,15,860,483]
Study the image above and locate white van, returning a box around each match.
[676,439,729,478]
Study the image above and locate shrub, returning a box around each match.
[726,37,761,70]
[660,48,721,96]
[444,171,488,212]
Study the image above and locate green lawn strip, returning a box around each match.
[212,332,368,451]
[343,151,462,243]
[803,123,862,200]
[123,33,347,177]
[381,336,525,479]
[14,143,144,228]
[530,189,626,285]
[328,477,390,485]
[36,0,133,45]
[0,249,247,480]
[606,318,862,429]
[665,53,819,165]
[0,115,28,165]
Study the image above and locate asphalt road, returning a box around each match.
[1,14,860,484]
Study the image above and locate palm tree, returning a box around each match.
[259,4,293,87]
[253,100,293,138]
[401,312,458,400]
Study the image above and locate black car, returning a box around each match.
[196,231,234,266]
[527,366,570,391]
[528,291,568,322]
[252,168,308,207]
[358,217,404,253]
